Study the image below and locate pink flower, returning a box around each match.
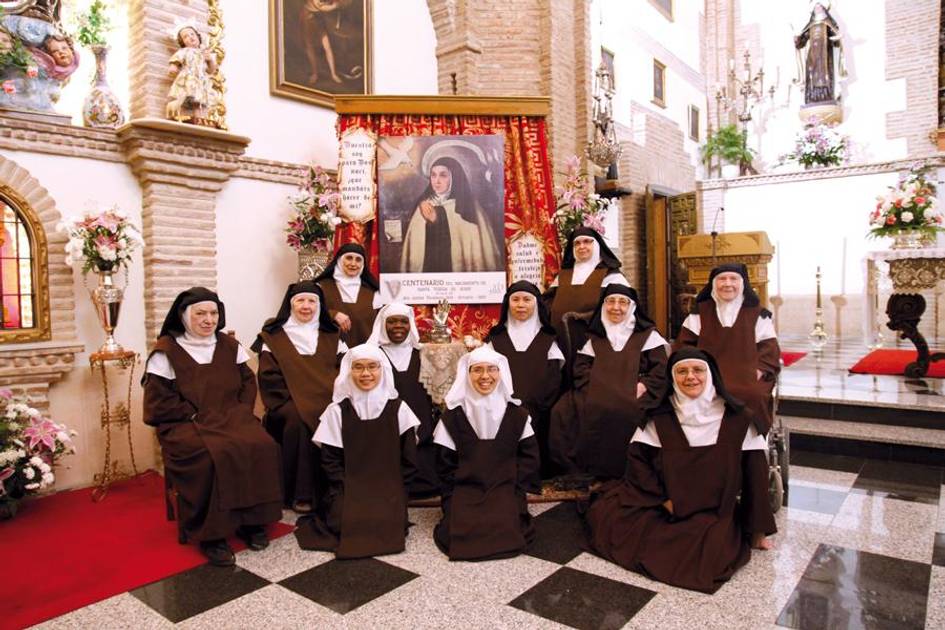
[565,155,581,172]
[26,66,38,78]
[0,389,12,400]
[914,197,926,205]
[91,213,121,232]
[2,80,16,95]
[569,194,586,211]
[886,215,896,225]
[23,418,60,452]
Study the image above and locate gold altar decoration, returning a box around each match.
[207,0,228,130]
[90,350,139,501]
[677,231,775,306]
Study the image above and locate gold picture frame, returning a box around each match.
[0,185,51,344]
[269,0,373,108]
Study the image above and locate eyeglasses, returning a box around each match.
[673,366,707,377]
[469,365,500,376]
[351,362,381,373]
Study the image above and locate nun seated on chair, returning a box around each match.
[585,347,761,594]
[143,287,282,567]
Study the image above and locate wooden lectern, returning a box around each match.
[677,231,775,306]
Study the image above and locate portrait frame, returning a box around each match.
[269,0,373,108]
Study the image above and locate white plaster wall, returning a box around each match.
[215,177,300,348]
[590,0,707,173]
[0,150,150,491]
[738,0,906,168]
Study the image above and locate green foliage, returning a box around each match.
[0,34,33,72]
[76,0,112,48]
[701,124,754,166]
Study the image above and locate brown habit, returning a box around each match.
[548,267,606,362]
[257,328,340,505]
[433,405,541,561]
[490,330,562,478]
[295,399,415,558]
[585,408,752,593]
[550,330,667,479]
[144,334,282,542]
[383,347,439,497]
[317,279,377,347]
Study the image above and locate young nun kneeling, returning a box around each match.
[367,302,439,498]
[585,347,759,593]
[433,347,541,561]
[295,344,420,558]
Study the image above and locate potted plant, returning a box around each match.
[869,164,943,249]
[286,164,343,279]
[553,155,612,249]
[702,124,754,178]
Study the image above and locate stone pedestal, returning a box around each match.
[799,102,843,125]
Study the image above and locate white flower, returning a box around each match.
[24,466,35,479]
[331,217,342,226]
[41,472,54,485]
[24,482,39,490]
[56,431,69,442]
[38,461,51,473]
[26,407,40,418]
[901,211,914,222]
[29,456,43,467]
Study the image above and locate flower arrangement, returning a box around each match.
[75,0,112,48]
[59,205,143,274]
[779,119,849,168]
[0,389,76,518]
[869,164,943,240]
[553,155,610,249]
[285,164,342,252]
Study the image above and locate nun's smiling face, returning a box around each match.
[340,253,364,277]
[468,362,500,395]
[291,295,318,323]
[509,292,536,322]
[573,236,596,263]
[188,302,219,337]
[714,272,742,302]
[673,360,708,398]
[351,359,382,391]
[603,294,631,324]
[385,315,411,344]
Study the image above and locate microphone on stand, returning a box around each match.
[710,206,724,265]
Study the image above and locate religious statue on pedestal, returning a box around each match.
[166,18,220,127]
[794,0,846,124]
[0,0,79,114]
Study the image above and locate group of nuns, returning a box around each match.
[142,227,781,594]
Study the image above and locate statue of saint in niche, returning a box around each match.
[794,1,846,106]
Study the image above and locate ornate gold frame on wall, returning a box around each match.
[269,0,373,108]
[0,184,52,344]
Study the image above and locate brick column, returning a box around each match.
[118,119,249,344]
[426,0,483,94]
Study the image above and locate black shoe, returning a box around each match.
[237,525,270,551]
[199,539,235,566]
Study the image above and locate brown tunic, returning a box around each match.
[585,408,752,593]
[490,330,562,478]
[317,279,377,347]
[383,347,439,497]
[548,267,607,365]
[433,404,541,561]
[549,329,668,479]
[675,302,780,434]
[257,328,340,505]
[144,334,282,542]
[295,399,415,558]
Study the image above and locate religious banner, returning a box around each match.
[508,231,546,291]
[337,127,377,223]
[377,134,506,304]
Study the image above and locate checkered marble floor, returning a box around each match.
[33,450,945,630]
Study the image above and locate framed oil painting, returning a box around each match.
[269,0,373,108]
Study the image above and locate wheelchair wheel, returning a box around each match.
[768,466,784,515]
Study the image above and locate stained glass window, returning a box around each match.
[0,196,34,329]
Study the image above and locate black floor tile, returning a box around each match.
[509,566,655,630]
[850,460,942,505]
[279,557,418,614]
[934,533,945,568]
[130,563,270,623]
[525,502,586,565]
[789,449,865,474]
[786,485,848,516]
[776,544,931,630]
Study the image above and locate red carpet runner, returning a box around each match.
[781,351,807,368]
[0,470,293,630]
[849,349,945,377]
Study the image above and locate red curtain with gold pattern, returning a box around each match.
[334,113,560,339]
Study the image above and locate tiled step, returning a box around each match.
[779,397,945,430]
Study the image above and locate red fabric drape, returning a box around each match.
[334,113,560,339]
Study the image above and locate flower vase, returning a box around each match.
[89,270,125,356]
[890,229,935,250]
[297,241,332,280]
[82,45,125,129]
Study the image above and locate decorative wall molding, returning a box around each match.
[236,157,307,184]
[698,156,945,192]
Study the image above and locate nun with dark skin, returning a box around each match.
[485,281,564,479]
[585,348,757,594]
[252,282,347,514]
[313,243,383,347]
[143,287,282,567]
[673,263,780,550]
[549,284,669,480]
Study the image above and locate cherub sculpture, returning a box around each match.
[166,18,219,127]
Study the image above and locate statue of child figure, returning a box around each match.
[166,19,218,126]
